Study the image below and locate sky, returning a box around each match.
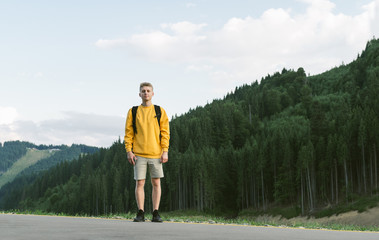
[0,0,378,148]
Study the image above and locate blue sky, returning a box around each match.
[1,0,378,147]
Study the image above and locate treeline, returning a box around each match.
[0,143,134,215]
[22,144,99,175]
[166,39,379,214]
[0,141,38,173]
[0,143,99,211]
[0,141,98,176]
[1,38,378,216]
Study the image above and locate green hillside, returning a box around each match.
[0,141,99,191]
[0,148,54,189]
[1,38,378,219]
[0,141,35,174]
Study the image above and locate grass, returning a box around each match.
[2,195,379,232]
[238,206,301,219]
[3,208,378,232]
[313,195,379,218]
[0,149,53,189]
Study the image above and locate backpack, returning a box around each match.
[132,105,161,135]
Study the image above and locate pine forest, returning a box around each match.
[1,38,379,217]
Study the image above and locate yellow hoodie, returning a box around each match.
[124,105,170,159]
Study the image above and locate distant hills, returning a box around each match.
[0,141,98,189]
[0,148,53,189]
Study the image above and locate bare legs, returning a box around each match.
[135,179,146,211]
[151,178,161,210]
[135,178,161,211]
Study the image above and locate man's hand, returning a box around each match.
[160,151,168,163]
[127,151,137,166]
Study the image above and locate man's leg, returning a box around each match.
[149,158,164,222]
[151,178,163,222]
[151,178,161,211]
[133,179,146,222]
[135,179,146,211]
[133,156,148,222]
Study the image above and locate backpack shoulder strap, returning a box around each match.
[154,105,161,128]
[154,105,162,141]
[132,106,138,134]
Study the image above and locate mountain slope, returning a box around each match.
[20,144,99,176]
[0,141,99,193]
[0,141,35,174]
[0,148,54,189]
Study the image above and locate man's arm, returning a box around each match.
[159,107,170,151]
[160,151,168,163]
[159,107,170,163]
[127,151,137,165]
[124,108,135,165]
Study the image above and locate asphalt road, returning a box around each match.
[1,213,378,240]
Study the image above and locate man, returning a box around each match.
[124,82,170,222]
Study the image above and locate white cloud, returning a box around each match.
[362,0,379,36]
[0,107,18,125]
[186,64,214,72]
[96,0,379,86]
[0,111,125,147]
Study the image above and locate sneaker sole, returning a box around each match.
[151,220,163,223]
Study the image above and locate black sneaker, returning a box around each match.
[133,209,145,222]
[152,210,163,222]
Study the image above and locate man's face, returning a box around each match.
[139,86,154,102]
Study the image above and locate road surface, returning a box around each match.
[1,213,378,240]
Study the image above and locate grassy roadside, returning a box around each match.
[2,194,378,231]
[2,208,378,232]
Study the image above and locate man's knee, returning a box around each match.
[151,178,161,187]
[136,179,145,188]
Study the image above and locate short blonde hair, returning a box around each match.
[140,82,153,91]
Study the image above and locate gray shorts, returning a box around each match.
[134,156,164,180]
